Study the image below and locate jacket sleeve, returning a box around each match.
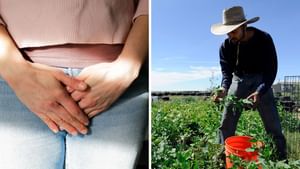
[220,43,234,91]
[133,0,148,22]
[255,34,277,96]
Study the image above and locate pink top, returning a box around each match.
[0,0,148,68]
[24,44,123,68]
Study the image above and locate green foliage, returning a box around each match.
[278,104,300,132]
[152,96,300,169]
[152,98,224,169]
[228,154,258,169]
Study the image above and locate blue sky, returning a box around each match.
[151,1,300,91]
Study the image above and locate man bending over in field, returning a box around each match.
[211,6,287,160]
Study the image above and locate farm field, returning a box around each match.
[152,96,300,169]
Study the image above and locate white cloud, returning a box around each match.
[151,66,221,89]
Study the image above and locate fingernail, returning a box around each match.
[81,128,88,135]
[71,131,78,136]
[53,128,59,133]
[82,118,89,126]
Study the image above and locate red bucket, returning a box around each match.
[225,136,262,169]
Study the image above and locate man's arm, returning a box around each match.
[255,33,277,96]
[220,43,234,92]
[213,43,234,102]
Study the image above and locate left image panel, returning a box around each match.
[0,0,149,169]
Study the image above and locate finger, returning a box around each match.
[86,101,110,118]
[57,92,90,127]
[88,109,104,118]
[83,105,104,115]
[71,90,86,102]
[37,112,59,133]
[84,105,98,114]
[212,95,218,102]
[254,97,260,106]
[47,110,79,136]
[253,102,258,109]
[54,71,88,91]
[78,97,97,109]
[66,86,75,93]
[45,101,85,135]
[55,107,88,135]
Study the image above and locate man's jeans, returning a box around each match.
[219,74,287,159]
[0,67,148,169]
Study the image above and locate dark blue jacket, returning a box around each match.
[219,27,277,96]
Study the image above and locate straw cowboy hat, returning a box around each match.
[211,6,259,35]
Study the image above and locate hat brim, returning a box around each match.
[211,17,259,35]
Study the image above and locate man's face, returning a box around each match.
[227,26,245,43]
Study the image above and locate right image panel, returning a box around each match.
[151,1,300,168]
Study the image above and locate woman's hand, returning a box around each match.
[69,59,140,118]
[3,61,90,135]
[0,25,90,135]
[68,15,148,118]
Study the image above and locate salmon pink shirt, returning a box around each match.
[0,0,148,68]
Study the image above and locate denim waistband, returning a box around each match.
[0,67,81,82]
[62,67,82,77]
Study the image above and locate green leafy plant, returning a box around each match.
[152,96,300,169]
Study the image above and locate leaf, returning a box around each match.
[246,147,256,152]
[193,161,200,169]
[250,138,258,143]
[276,161,291,169]
[289,159,300,167]
[242,99,254,105]
[152,97,300,169]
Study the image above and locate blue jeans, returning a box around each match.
[219,74,287,159]
[0,67,148,169]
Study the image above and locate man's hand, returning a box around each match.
[212,87,227,103]
[246,91,260,108]
[3,62,90,135]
